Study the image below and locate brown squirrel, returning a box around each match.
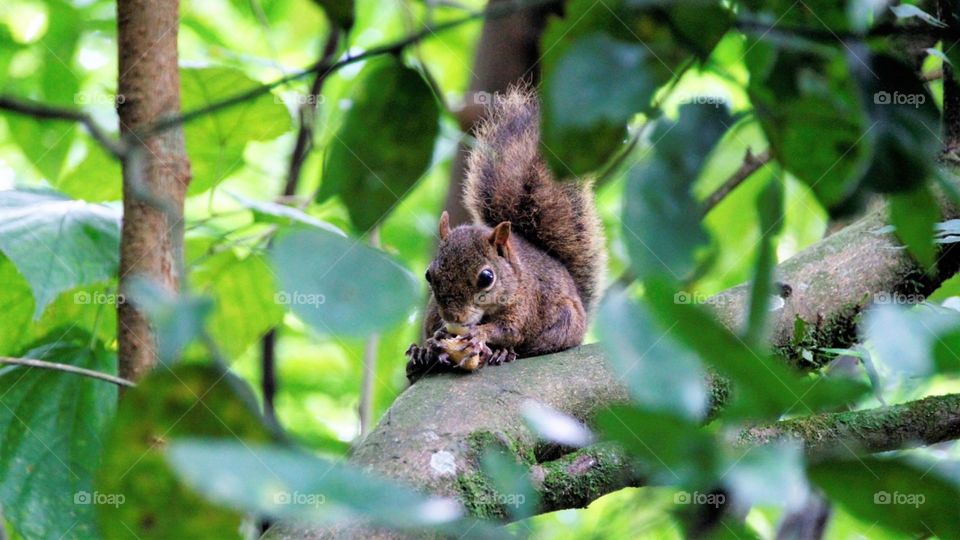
[405,87,606,382]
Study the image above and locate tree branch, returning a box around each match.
[267,179,960,538]
[0,96,125,158]
[702,148,772,214]
[0,357,135,387]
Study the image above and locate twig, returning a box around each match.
[702,148,772,214]
[0,357,135,387]
[0,96,126,158]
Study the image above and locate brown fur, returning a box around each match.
[409,87,605,375]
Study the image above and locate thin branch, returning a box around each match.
[359,227,381,436]
[0,96,126,158]
[0,357,135,387]
[703,148,773,214]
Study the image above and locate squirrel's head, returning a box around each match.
[425,211,521,328]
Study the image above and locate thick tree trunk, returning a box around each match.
[267,185,960,539]
[116,0,191,381]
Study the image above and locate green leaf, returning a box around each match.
[745,178,784,344]
[318,58,439,231]
[226,191,346,234]
[542,32,657,175]
[598,405,721,487]
[746,43,869,210]
[181,67,293,194]
[863,304,960,376]
[809,456,960,538]
[890,5,947,27]
[644,278,869,419]
[125,277,213,364]
[191,251,284,359]
[311,0,354,29]
[165,439,477,532]
[97,364,272,540]
[270,227,419,337]
[0,334,117,540]
[623,105,732,279]
[0,189,120,318]
[597,288,708,419]
[853,52,939,195]
[889,185,939,271]
[480,447,539,520]
[3,0,81,181]
[55,143,123,202]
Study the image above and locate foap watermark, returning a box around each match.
[674,490,725,508]
[470,91,507,106]
[274,491,326,507]
[74,291,125,306]
[74,490,125,507]
[874,91,926,108]
[874,490,925,508]
[276,93,325,107]
[873,291,925,305]
[74,92,126,107]
[673,291,731,307]
[678,94,729,109]
[476,492,526,509]
[474,290,516,307]
[274,291,326,309]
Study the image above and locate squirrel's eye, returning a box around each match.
[425,269,432,284]
[476,268,495,289]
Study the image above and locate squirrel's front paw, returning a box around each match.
[405,343,452,383]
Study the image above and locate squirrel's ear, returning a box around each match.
[438,211,451,240]
[489,221,511,256]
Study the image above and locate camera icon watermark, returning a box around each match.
[678,94,729,109]
[874,490,925,507]
[273,491,325,507]
[873,291,925,305]
[674,490,725,508]
[276,94,325,107]
[274,291,325,309]
[74,92,126,107]
[874,91,926,108]
[74,291,126,306]
[74,490,125,507]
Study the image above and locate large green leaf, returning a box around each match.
[598,288,708,419]
[3,0,81,181]
[809,456,960,538]
[622,105,731,280]
[191,251,284,359]
[270,227,419,337]
[96,364,271,540]
[889,184,939,272]
[538,0,731,174]
[643,278,869,420]
[746,42,868,211]
[165,439,480,533]
[318,57,439,231]
[55,143,123,202]
[181,67,293,194]
[0,334,117,540]
[0,190,120,318]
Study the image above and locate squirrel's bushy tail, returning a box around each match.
[463,87,606,312]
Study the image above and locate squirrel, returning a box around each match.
[405,87,606,382]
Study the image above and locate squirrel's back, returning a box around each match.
[463,87,606,312]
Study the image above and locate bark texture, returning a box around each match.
[116,0,191,381]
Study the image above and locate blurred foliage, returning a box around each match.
[0,0,959,538]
